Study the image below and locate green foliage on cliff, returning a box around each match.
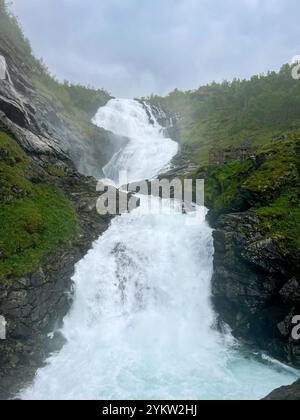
[204,159,255,210]
[0,130,32,202]
[204,136,299,207]
[0,0,32,59]
[47,163,66,178]
[244,152,298,193]
[257,187,300,253]
[0,0,110,121]
[198,136,300,254]
[148,66,300,165]
[0,133,80,280]
[61,82,110,119]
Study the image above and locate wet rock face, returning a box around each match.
[211,210,300,368]
[0,52,67,156]
[143,102,181,143]
[264,379,300,400]
[0,256,74,397]
[0,49,124,178]
[0,94,29,128]
[280,278,300,303]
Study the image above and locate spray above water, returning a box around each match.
[22,99,298,400]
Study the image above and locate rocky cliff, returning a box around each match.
[0,2,124,399]
[201,138,300,370]
[0,44,125,179]
[264,379,300,400]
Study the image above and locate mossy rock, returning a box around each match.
[0,132,81,281]
[257,187,300,255]
[190,135,300,256]
[47,163,66,178]
[0,132,32,202]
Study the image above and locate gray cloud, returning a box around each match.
[11,0,300,97]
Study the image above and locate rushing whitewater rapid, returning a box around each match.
[93,99,178,182]
[22,99,298,400]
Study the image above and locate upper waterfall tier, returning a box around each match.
[93,99,178,183]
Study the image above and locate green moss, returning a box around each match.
[0,133,80,280]
[192,145,211,166]
[244,145,298,194]
[193,136,299,210]
[0,184,80,279]
[257,187,300,253]
[0,133,32,202]
[203,159,255,209]
[188,134,300,256]
[47,163,65,178]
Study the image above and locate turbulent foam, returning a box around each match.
[93,99,178,183]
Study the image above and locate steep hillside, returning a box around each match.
[0,132,80,281]
[0,1,121,398]
[147,65,300,166]
[0,0,126,178]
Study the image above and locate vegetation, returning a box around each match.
[257,187,300,253]
[148,66,300,165]
[0,2,113,283]
[47,163,66,178]
[0,132,80,281]
[0,0,32,63]
[0,0,111,121]
[203,159,255,210]
[192,135,300,254]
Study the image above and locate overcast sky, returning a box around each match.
[10,0,300,98]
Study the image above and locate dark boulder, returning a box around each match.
[211,210,300,368]
[264,379,300,400]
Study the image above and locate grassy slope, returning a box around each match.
[194,135,300,256]
[0,2,106,281]
[0,133,80,281]
[148,66,300,166]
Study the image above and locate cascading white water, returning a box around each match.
[93,99,178,182]
[22,99,298,400]
[0,55,7,80]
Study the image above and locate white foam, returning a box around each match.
[93,99,178,183]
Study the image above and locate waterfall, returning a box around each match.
[0,55,7,80]
[21,99,297,400]
[93,99,178,183]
